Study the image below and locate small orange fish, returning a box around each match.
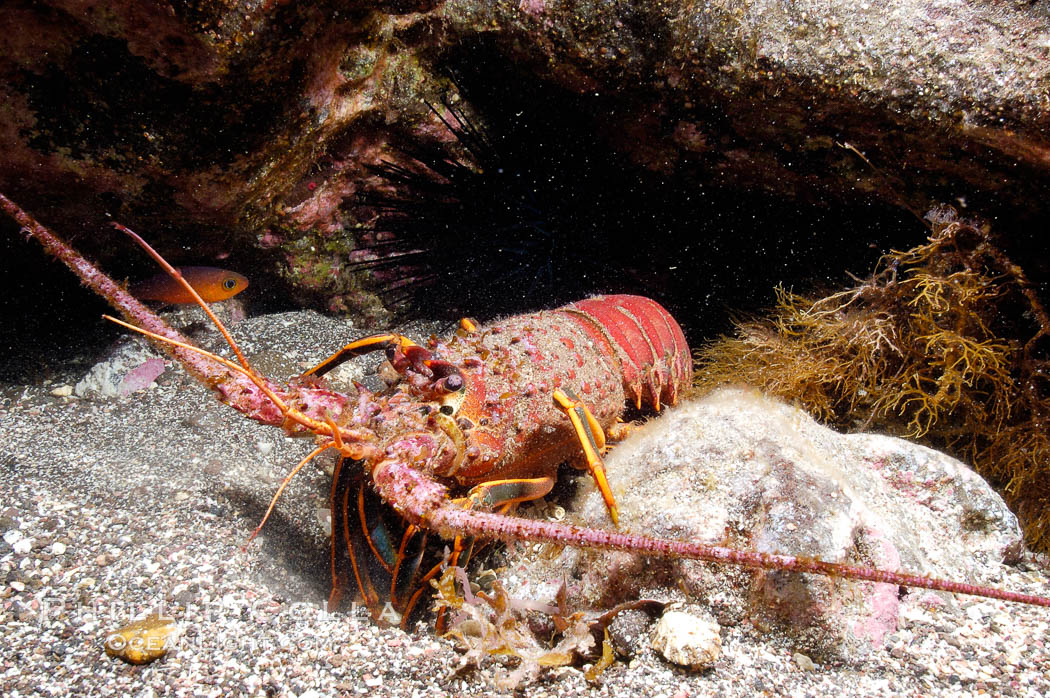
[130,266,249,304]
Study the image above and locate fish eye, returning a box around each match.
[223,278,238,290]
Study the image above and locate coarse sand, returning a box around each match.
[2,310,1048,697]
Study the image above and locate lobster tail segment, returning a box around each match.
[564,295,691,411]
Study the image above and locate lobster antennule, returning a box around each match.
[104,314,379,454]
[102,314,326,437]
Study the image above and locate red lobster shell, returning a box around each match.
[328,295,691,621]
[433,294,690,484]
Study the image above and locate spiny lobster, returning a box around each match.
[2,193,1048,634]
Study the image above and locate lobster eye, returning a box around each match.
[439,405,454,416]
[223,278,237,290]
[444,374,463,391]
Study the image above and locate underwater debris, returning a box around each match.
[103,613,179,665]
[431,566,664,688]
[695,205,1050,550]
[432,567,597,689]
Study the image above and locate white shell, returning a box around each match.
[650,609,721,671]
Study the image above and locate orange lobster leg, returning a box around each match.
[553,388,618,525]
[448,477,556,567]
[459,476,557,510]
[331,457,435,627]
[301,333,419,378]
[329,458,380,611]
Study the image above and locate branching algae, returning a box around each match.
[695,206,1050,550]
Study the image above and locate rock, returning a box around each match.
[650,608,721,671]
[498,387,1024,661]
[103,613,179,665]
[793,653,816,671]
[75,342,165,399]
[12,538,32,555]
[3,0,1050,323]
[118,358,166,396]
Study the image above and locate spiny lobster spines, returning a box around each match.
[355,295,693,498]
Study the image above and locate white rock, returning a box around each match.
[75,341,161,398]
[794,652,816,671]
[650,609,721,671]
[316,508,332,537]
[500,387,1026,661]
[13,538,32,555]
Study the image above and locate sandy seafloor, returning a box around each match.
[1,308,1048,697]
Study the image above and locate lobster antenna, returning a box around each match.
[370,461,1050,609]
[437,506,1050,608]
[112,223,254,374]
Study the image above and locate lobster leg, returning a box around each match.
[448,477,556,568]
[459,476,557,510]
[553,388,618,525]
[440,477,559,619]
[302,333,420,378]
[343,474,556,628]
[330,458,377,610]
[330,456,440,626]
